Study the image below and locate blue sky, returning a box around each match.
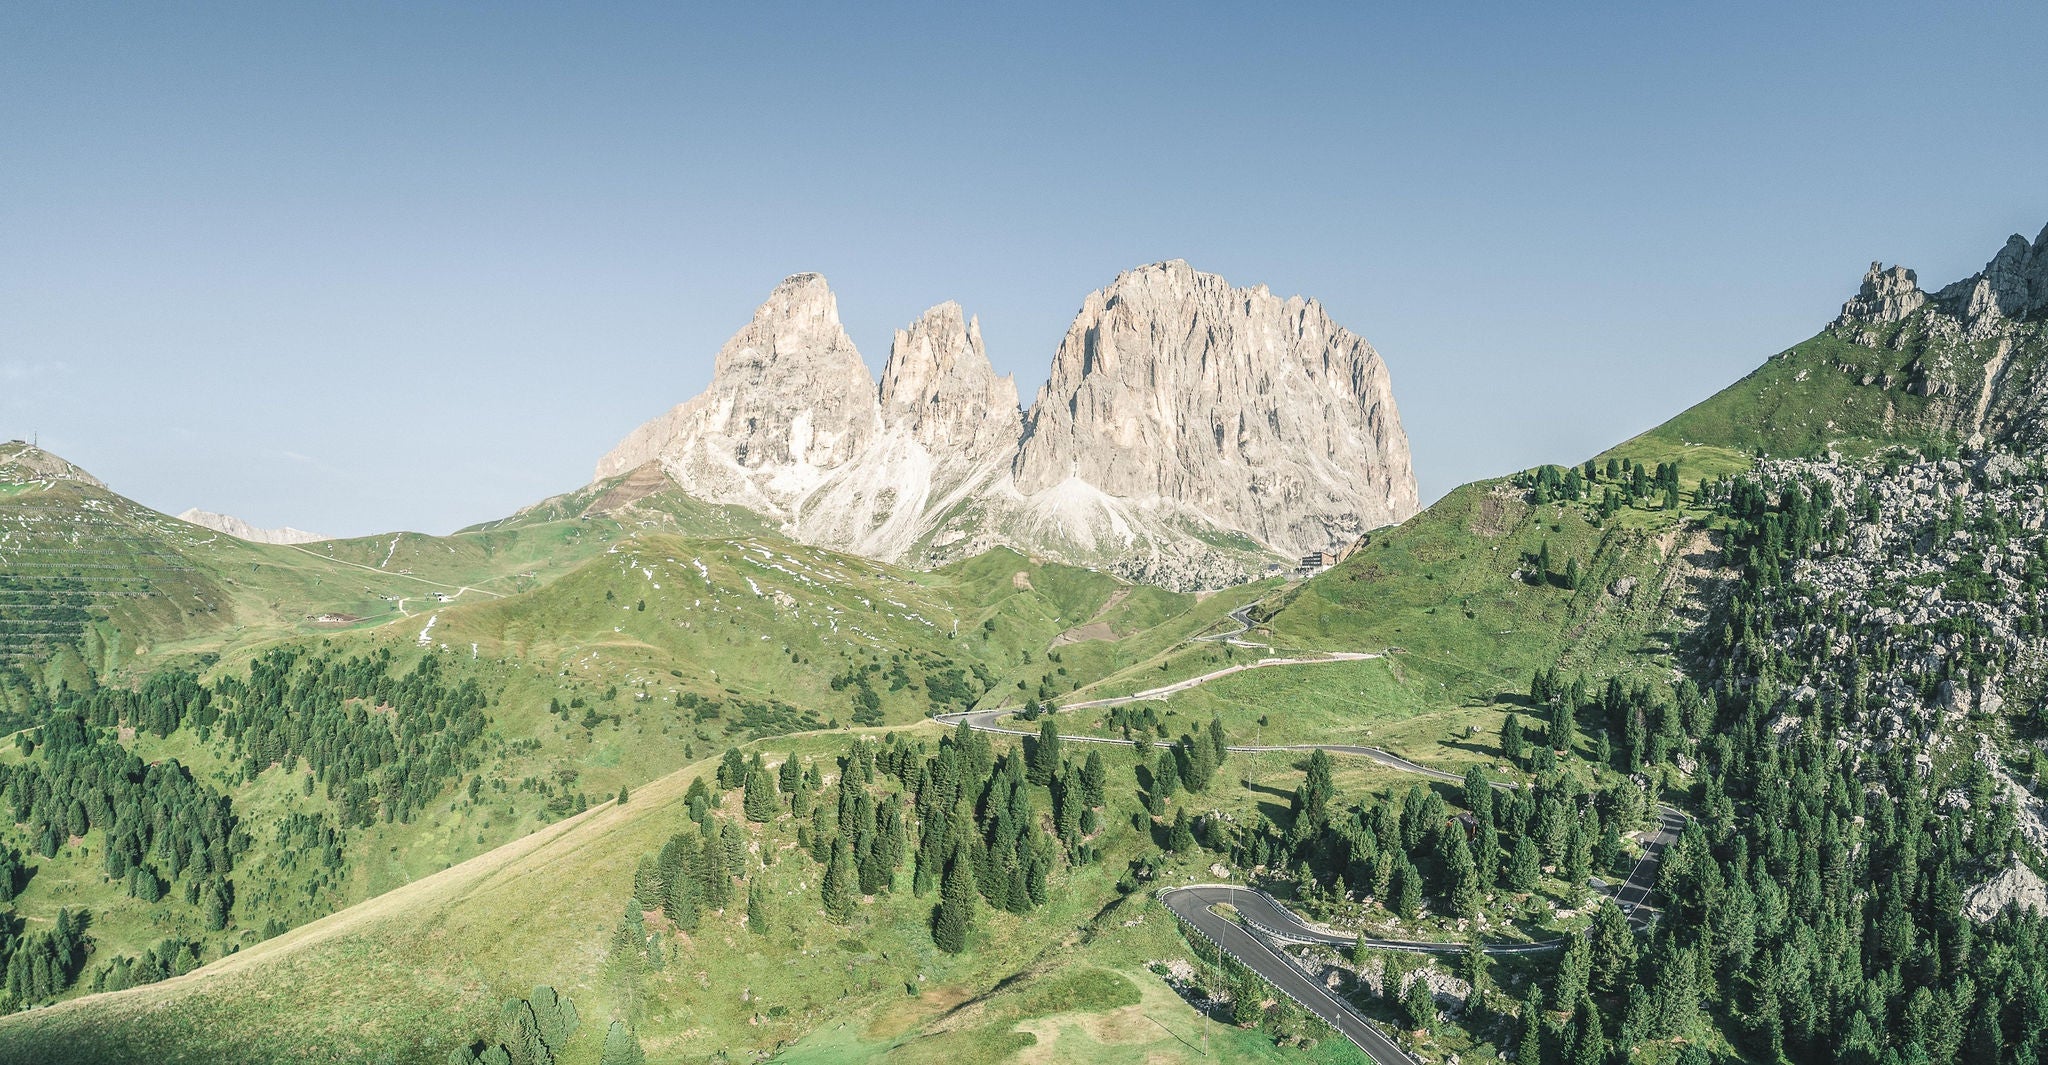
[3,2,2043,536]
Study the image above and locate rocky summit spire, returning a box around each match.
[878,301,1021,455]
[595,273,884,520]
[1011,259,1418,559]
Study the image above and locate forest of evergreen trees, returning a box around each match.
[616,721,1109,962]
[0,645,500,1011]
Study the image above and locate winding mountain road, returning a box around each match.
[937,604,1685,1064]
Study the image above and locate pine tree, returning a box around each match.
[1508,834,1542,892]
[1027,719,1061,786]
[1516,987,1543,1065]
[743,768,775,823]
[932,841,975,953]
[1501,714,1525,763]
[1295,748,1334,830]
[1568,1002,1604,1065]
[1207,715,1229,766]
[1168,808,1196,852]
[1402,973,1435,1032]
[1080,750,1107,807]
[747,880,768,935]
[616,784,629,806]
[598,1020,645,1065]
[1563,556,1582,591]
[718,747,746,789]
[1538,540,1553,582]
[822,837,857,921]
[1392,860,1422,919]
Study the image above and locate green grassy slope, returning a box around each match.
[0,724,1367,1065]
[1621,323,2011,462]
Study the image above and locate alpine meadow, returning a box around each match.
[5,8,2047,1065]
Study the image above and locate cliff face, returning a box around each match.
[594,273,882,520]
[595,264,1419,588]
[1012,260,1416,561]
[175,509,329,545]
[1828,225,2048,450]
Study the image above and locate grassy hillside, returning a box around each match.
[1621,322,2017,463]
[0,722,1372,1065]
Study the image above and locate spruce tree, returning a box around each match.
[747,880,768,935]
[1168,808,1196,852]
[1501,714,1525,763]
[1508,835,1542,893]
[743,768,775,823]
[1080,750,1107,807]
[932,842,975,953]
[598,1020,645,1065]
[1027,719,1061,786]
[821,837,857,921]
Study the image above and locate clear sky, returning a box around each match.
[4,2,2043,537]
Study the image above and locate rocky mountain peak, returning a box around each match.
[1837,225,2048,339]
[878,301,1020,453]
[1838,262,1927,325]
[1012,260,1417,559]
[1937,224,2048,327]
[593,261,1419,588]
[177,508,329,545]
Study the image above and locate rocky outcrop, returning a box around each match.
[596,264,1419,588]
[1826,224,2048,448]
[879,302,1021,457]
[1935,225,2048,334]
[1836,263,1927,325]
[1965,858,2048,922]
[1012,260,1416,560]
[595,273,882,521]
[176,508,329,545]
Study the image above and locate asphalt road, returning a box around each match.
[937,602,1689,1064]
[1165,884,1422,1065]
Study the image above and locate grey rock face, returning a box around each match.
[1012,260,1418,559]
[176,508,329,545]
[596,273,883,521]
[878,302,1021,457]
[1837,262,1927,325]
[595,264,1419,588]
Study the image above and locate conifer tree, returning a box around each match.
[1508,834,1542,893]
[598,1020,645,1065]
[932,840,975,953]
[1027,719,1061,786]
[743,767,775,823]
[1080,750,1107,807]
[821,837,857,921]
[1392,860,1422,919]
[746,880,768,935]
[1168,808,1196,853]
[1516,987,1543,1065]
[1402,975,1435,1032]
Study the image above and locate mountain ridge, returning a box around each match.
[595,261,1419,589]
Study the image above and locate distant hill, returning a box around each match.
[174,509,330,546]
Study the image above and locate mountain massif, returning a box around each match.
[6,225,2048,1065]
[596,261,1419,588]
